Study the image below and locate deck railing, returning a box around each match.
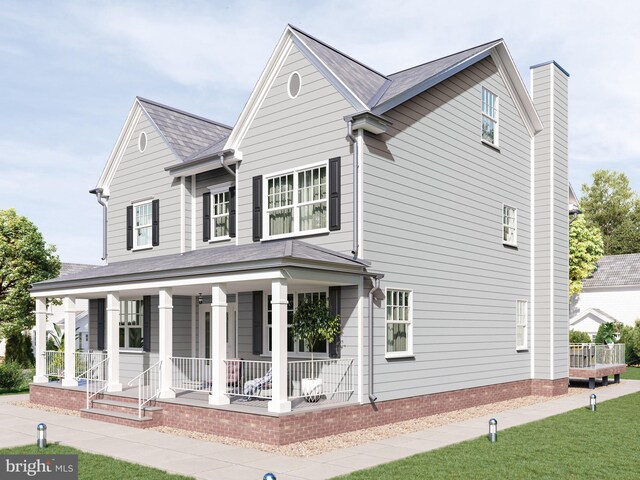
[224,359,272,399]
[170,356,211,392]
[128,360,162,418]
[80,356,109,409]
[45,350,108,380]
[569,343,625,368]
[288,358,354,402]
[45,351,64,378]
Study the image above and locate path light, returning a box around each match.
[263,474,276,480]
[488,418,497,443]
[590,393,597,412]
[37,423,47,449]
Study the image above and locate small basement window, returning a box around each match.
[288,72,302,98]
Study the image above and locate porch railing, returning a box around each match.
[569,343,625,368]
[128,360,162,418]
[75,351,108,378]
[288,358,354,402]
[224,359,273,399]
[45,351,64,378]
[170,357,211,393]
[80,356,109,409]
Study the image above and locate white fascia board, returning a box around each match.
[224,27,294,150]
[95,101,142,196]
[168,155,241,178]
[31,270,288,298]
[282,267,361,286]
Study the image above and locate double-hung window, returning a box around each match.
[133,201,152,249]
[265,163,328,238]
[119,300,144,350]
[386,289,413,357]
[211,189,230,239]
[503,205,517,246]
[516,300,528,350]
[482,87,498,145]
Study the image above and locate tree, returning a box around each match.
[569,330,592,344]
[569,214,604,297]
[580,170,640,255]
[0,209,60,338]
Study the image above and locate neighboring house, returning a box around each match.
[571,253,640,332]
[29,25,569,444]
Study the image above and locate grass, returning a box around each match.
[0,445,194,480]
[621,366,640,380]
[335,392,640,479]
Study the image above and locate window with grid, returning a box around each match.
[265,164,327,237]
[134,201,152,248]
[266,290,328,356]
[482,87,498,145]
[211,191,229,238]
[119,300,144,350]
[503,205,517,246]
[386,289,412,356]
[516,300,528,350]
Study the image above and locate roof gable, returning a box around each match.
[570,308,618,326]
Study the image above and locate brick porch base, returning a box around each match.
[30,378,568,445]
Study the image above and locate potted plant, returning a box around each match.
[291,297,341,402]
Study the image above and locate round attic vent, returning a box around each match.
[288,72,301,98]
[138,131,147,152]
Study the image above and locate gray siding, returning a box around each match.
[363,57,532,401]
[532,63,570,380]
[237,44,356,253]
[107,113,182,262]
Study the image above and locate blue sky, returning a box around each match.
[1,0,639,264]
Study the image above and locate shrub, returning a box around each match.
[569,330,592,344]
[0,361,26,390]
[4,332,35,367]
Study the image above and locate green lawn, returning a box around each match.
[335,392,640,479]
[621,366,640,380]
[0,445,194,480]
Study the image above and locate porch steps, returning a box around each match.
[81,399,163,428]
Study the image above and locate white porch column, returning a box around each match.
[106,293,122,392]
[209,284,230,405]
[61,296,77,386]
[33,297,48,383]
[268,279,291,413]
[159,288,175,398]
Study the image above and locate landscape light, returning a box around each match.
[37,423,47,448]
[590,393,597,412]
[488,418,498,443]
[263,474,276,480]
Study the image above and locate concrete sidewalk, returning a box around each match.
[1,381,639,480]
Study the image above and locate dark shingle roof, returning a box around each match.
[60,263,98,277]
[137,97,232,161]
[32,240,367,290]
[583,254,640,288]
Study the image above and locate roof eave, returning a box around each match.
[165,149,240,177]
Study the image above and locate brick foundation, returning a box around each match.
[30,377,569,445]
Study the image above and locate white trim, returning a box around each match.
[516,299,528,350]
[191,295,197,356]
[132,199,153,250]
[191,174,197,251]
[287,71,302,99]
[357,129,364,259]
[209,187,231,240]
[549,66,555,381]
[180,177,186,254]
[357,277,364,404]
[530,132,535,378]
[207,181,233,193]
[137,131,147,153]
[384,287,414,358]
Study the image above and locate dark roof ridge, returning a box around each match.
[136,96,233,130]
[288,24,388,81]
[388,38,503,77]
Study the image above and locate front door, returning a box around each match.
[200,302,237,358]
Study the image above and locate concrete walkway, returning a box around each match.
[1,381,639,480]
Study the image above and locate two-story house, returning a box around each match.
[29,25,569,445]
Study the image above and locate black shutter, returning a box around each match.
[203,192,211,242]
[126,205,133,250]
[328,286,341,358]
[228,186,236,238]
[152,199,160,246]
[143,295,151,352]
[94,299,106,351]
[252,291,263,355]
[328,157,341,231]
[252,176,262,242]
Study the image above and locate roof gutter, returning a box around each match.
[89,188,108,262]
[219,154,236,177]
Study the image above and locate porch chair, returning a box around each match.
[226,358,243,394]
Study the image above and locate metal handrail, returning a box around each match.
[287,358,354,402]
[170,356,211,392]
[569,343,625,368]
[79,356,109,409]
[128,360,162,418]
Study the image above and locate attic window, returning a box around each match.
[138,132,147,153]
[288,72,301,99]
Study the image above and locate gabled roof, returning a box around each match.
[583,254,640,288]
[31,240,368,292]
[570,308,618,326]
[60,263,98,277]
[137,97,232,161]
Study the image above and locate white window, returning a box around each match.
[211,191,229,239]
[265,290,328,357]
[482,87,498,145]
[119,300,144,350]
[516,300,528,350]
[503,204,517,246]
[386,289,413,357]
[133,201,152,249]
[265,163,328,238]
